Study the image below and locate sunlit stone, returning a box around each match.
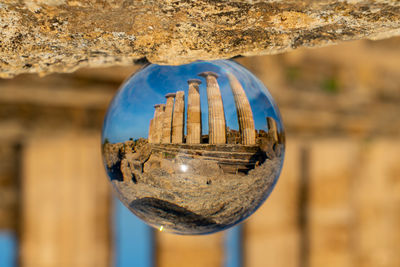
[102,60,285,235]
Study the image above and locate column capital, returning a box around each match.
[154,104,166,110]
[198,71,219,79]
[187,79,202,85]
[165,93,176,98]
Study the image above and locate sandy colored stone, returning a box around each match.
[308,140,358,267]
[153,104,165,144]
[267,117,279,143]
[228,73,256,145]
[148,118,155,143]
[161,93,175,144]
[0,0,399,78]
[104,137,284,234]
[244,139,301,267]
[21,134,111,267]
[171,91,185,144]
[186,79,202,144]
[156,232,223,267]
[199,71,226,144]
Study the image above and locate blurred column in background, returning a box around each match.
[156,231,223,267]
[354,140,400,267]
[308,140,358,267]
[244,140,301,267]
[20,134,111,267]
[0,135,21,267]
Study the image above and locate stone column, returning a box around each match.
[198,71,226,144]
[228,73,256,145]
[148,118,155,143]
[148,105,159,143]
[161,93,176,143]
[171,91,185,143]
[186,79,202,144]
[21,135,111,267]
[266,117,278,143]
[153,104,165,143]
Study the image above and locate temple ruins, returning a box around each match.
[148,72,275,147]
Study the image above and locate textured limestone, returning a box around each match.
[104,140,284,234]
[161,93,175,144]
[148,118,155,144]
[198,71,226,144]
[228,73,256,145]
[171,91,185,144]
[186,79,202,144]
[0,0,399,78]
[267,117,278,143]
[154,104,165,144]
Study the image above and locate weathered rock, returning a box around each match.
[120,158,133,183]
[103,141,123,168]
[104,138,284,234]
[0,0,399,78]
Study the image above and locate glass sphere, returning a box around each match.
[102,60,285,235]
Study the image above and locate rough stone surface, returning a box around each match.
[104,140,284,234]
[0,0,399,78]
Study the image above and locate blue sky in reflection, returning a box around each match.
[103,60,282,143]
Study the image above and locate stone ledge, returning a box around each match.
[0,0,399,78]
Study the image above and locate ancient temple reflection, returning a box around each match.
[145,71,281,174]
[148,72,266,146]
[102,62,286,235]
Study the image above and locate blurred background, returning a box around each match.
[0,36,399,267]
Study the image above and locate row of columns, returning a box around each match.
[148,71,256,145]
[148,92,186,144]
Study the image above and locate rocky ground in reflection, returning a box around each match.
[104,140,283,234]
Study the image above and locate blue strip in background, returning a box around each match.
[0,231,17,267]
[225,224,243,267]
[114,198,154,267]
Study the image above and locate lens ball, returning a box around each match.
[102,60,285,234]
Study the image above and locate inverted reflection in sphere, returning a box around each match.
[102,60,285,234]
